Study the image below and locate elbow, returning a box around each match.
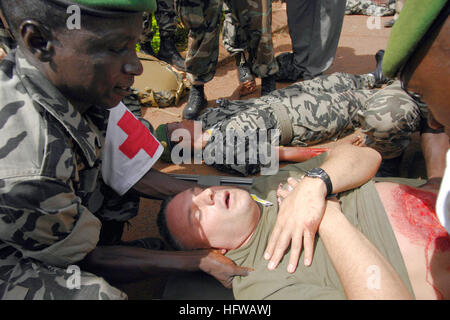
[370,147,383,171]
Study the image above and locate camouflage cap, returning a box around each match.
[382,0,448,78]
[48,0,156,13]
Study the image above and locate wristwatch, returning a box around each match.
[304,168,334,197]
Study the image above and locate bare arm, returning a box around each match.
[320,143,382,193]
[319,200,412,299]
[420,132,449,190]
[265,144,382,273]
[80,246,250,288]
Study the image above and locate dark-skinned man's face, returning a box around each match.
[43,13,144,111]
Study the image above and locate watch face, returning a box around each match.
[307,168,324,177]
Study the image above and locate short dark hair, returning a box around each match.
[157,196,184,251]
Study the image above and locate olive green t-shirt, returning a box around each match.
[225,153,415,300]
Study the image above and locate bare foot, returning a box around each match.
[351,134,367,147]
[0,48,6,61]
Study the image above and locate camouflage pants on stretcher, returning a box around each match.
[175,0,277,84]
[198,73,423,176]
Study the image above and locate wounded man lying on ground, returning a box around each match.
[158,145,449,299]
[154,66,429,176]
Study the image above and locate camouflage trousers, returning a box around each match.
[221,0,278,78]
[199,73,422,175]
[0,245,126,300]
[345,0,396,16]
[175,0,277,84]
[141,0,177,44]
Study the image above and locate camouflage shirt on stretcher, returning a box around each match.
[0,50,141,299]
[197,72,423,176]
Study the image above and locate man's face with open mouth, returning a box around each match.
[166,186,261,250]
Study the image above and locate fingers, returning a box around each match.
[266,229,292,271]
[264,222,282,262]
[233,266,253,277]
[302,229,315,267]
[287,233,303,273]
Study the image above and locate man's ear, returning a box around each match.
[19,20,53,62]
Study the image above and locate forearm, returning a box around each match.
[277,146,328,163]
[421,132,449,180]
[133,169,197,199]
[80,245,208,283]
[319,201,412,300]
[320,144,381,194]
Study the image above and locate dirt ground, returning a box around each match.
[116,4,426,299]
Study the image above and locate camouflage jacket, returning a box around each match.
[0,50,139,269]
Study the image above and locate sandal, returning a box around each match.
[236,54,256,97]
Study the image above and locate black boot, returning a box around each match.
[183,85,207,120]
[371,49,388,87]
[139,41,156,56]
[274,52,303,82]
[261,75,276,96]
[157,36,186,71]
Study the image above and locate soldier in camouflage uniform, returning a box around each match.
[175,0,278,120]
[140,0,186,71]
[0,0,250,300]
[159,72,424,176]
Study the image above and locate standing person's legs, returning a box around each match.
[275,0,314,82]
[175,0,223,119]
[155,0,186,71]
[231,0,278,95]
[222,1,257,97]
[302,0,346,79]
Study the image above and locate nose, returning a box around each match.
[123,53,143,76]
[193,188,214,207]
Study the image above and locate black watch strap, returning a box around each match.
[304,167,333,197]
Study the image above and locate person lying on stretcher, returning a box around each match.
[158,144,449,299]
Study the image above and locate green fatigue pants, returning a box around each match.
[345,0,396,16]
[221,0,278,78]
[141,0,178,44]
[198,73,422,176]
[175,0,277,84]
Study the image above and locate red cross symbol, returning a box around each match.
[117,111,159,159]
